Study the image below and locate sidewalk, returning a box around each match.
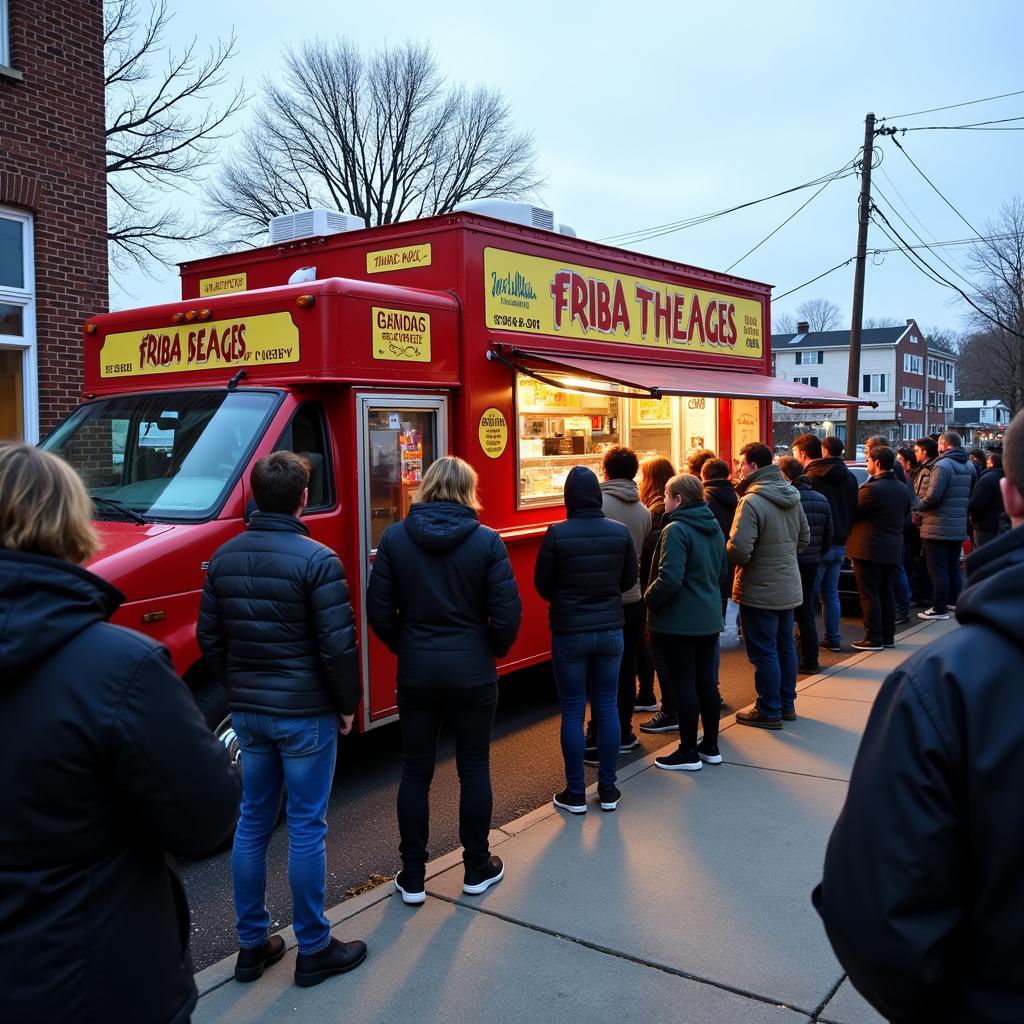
[194,618,957,1024]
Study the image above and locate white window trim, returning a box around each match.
[0,206,38,443]
[0,0,9,69]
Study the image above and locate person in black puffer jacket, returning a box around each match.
[535,466,637,814]
[198,451,365,987]
[814,408,1024,1024]
[0,444,240,1024]
[780,457,833,673]
[968,452,1006,547]
[367,456,521,903]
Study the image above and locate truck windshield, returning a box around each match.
[42,390,277,521]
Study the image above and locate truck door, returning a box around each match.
[356,393,448,726]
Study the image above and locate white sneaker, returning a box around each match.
[918,608,950,620]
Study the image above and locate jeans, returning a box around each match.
[814,545,845,646]
[232,711,338,955]
[396,683,498,874]
[922,539,964,614]
[552,629,623,790]
[739,606,797,719]
[652,632,719,758]
[794,561,820,668]
[852,559,897,645]
[894,555,911,619]
[616,602,645,738]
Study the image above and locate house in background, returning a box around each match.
[771,318,958,448]
[0,2,107,442]
[952,400,1012,447]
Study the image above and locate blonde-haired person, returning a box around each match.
[0,443,240,1023]
[644,473,729,771]
[367,456,522,903]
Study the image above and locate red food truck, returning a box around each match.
[42,204,865,758]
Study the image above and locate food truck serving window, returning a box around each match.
[515,373,718,508]
[42,390,278,521]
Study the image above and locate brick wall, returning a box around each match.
[0,1,107,436]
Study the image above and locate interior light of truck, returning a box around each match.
[171,312,185,325]
[84,323,97,334]
[184,310,199,323]
[198,308,212,320]
[141,611,166,624]
[296,294,316,309]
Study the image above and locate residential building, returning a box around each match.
[951,399,1012,446]
[0,2,107,442]
[771,318,958,448]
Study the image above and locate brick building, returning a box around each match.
[0,1,107,442]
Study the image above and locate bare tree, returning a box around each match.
[863,316,903,328]
[795,298,842,332]
[207,39,543,243]
[105,0,245,274]
[772,312,797,334]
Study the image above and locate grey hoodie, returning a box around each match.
[601,477,652,604]
[728,463,810,610]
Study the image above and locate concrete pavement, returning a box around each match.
[194,618,957,1024]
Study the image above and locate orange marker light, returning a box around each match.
[184,310,198,323]
[171,312,185,325]
[84,323,97,334]
[198,308,212,321]
[296,294,315,309]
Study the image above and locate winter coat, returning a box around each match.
[639,498,666,593]
[601,477,651,604]
[847,471,912,564]
[727,464,810,610]
[805,456,859,545]
[198,512,360,716]
[793,477,834,564]
[534,466,638,633]
[366,501,522,688]
[914,447,973,542]
[968,466,1006,534]
[0,550,240,1024]
[813,524,1024,1024]
[704,477,739,538]
[645,503,729,636]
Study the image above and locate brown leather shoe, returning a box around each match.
[735,708,783,730]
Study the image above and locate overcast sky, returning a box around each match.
[114,0,1024,339]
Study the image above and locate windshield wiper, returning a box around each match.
[92,495,147,525]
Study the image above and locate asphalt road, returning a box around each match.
[184,609,874,971]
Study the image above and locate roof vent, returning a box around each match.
[269,208,366,244]
[453,198,557,232]
[558,223,577,237]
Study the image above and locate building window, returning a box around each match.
[946,364,954,383]
[862,373,887,395]
[946,393,953,410]
[0,0,9,67]
[902,422,918,441]
[903,353,923,374]
[793,376,819,387]
[0,208,36,442]
[796,350,822,365]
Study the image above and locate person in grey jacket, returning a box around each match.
[594,447,651,755]
[728,444,810,728]
[913,431,972,620]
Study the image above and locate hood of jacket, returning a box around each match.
[564,465,604,517]
[0,549,123,682]
[665,501,722,535]
[601,478,641,504]
[736,463,802,509]
[403,501,481,552]
[806,456,850,485]
[704,478,739,503]
[957,525,1024,643]
[941,447,971,466]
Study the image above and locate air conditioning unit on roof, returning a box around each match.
[453,198,556,232]
[268,208,366,244]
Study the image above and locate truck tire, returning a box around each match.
[193,681,240,770]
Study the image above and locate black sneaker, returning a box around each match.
[634,691,659,711]
[798,662,822,675]
[639,711,678,733]
[918,607,950,620]
[597,785,621,811]
[851,639,883,651]
[395,869,426,906]
[883,639,896,648]
[619,732,640,752]
[463,856,504,895]
[235,935,286,983]
[294,937,368,988]
[895,612,910,625]
[582,749,600,766]
[819,639,843,653]
[735,708,783,730]
[697,742,722,764]
[655,747,702,771]
[781,707,797,721]
[553,788,587,814]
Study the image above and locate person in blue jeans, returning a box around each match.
[535,466,637,813]
[198,451,365,988]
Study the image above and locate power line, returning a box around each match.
[726,159,856,272]
[879,88,1024,121]
[902,114,1024,131]
[771,258,855,303]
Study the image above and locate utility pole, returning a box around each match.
[845,112,876,450]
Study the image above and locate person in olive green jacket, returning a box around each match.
[645,474,729,772]
[727,443,810,730]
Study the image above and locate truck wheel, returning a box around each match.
[194,682,240,769]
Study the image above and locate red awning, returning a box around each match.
[489,346,876,409]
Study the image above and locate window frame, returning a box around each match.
[0,206,37,442]
[272,400,337,512]
[861,372,887,395]
[793,375,819,388]
[0,0,9,69]
[795,350,822,366]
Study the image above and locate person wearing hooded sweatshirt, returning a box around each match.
[0,444,240,1024]
[367,456,521,903]
[597,446,651,753]
[535,466,637,814]
[728,443,810,728]
[793,433,858,653]
[913,430,973,620]
[968,451,1006,548]
[645,474,729,771]
[813,406,1024,1024]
